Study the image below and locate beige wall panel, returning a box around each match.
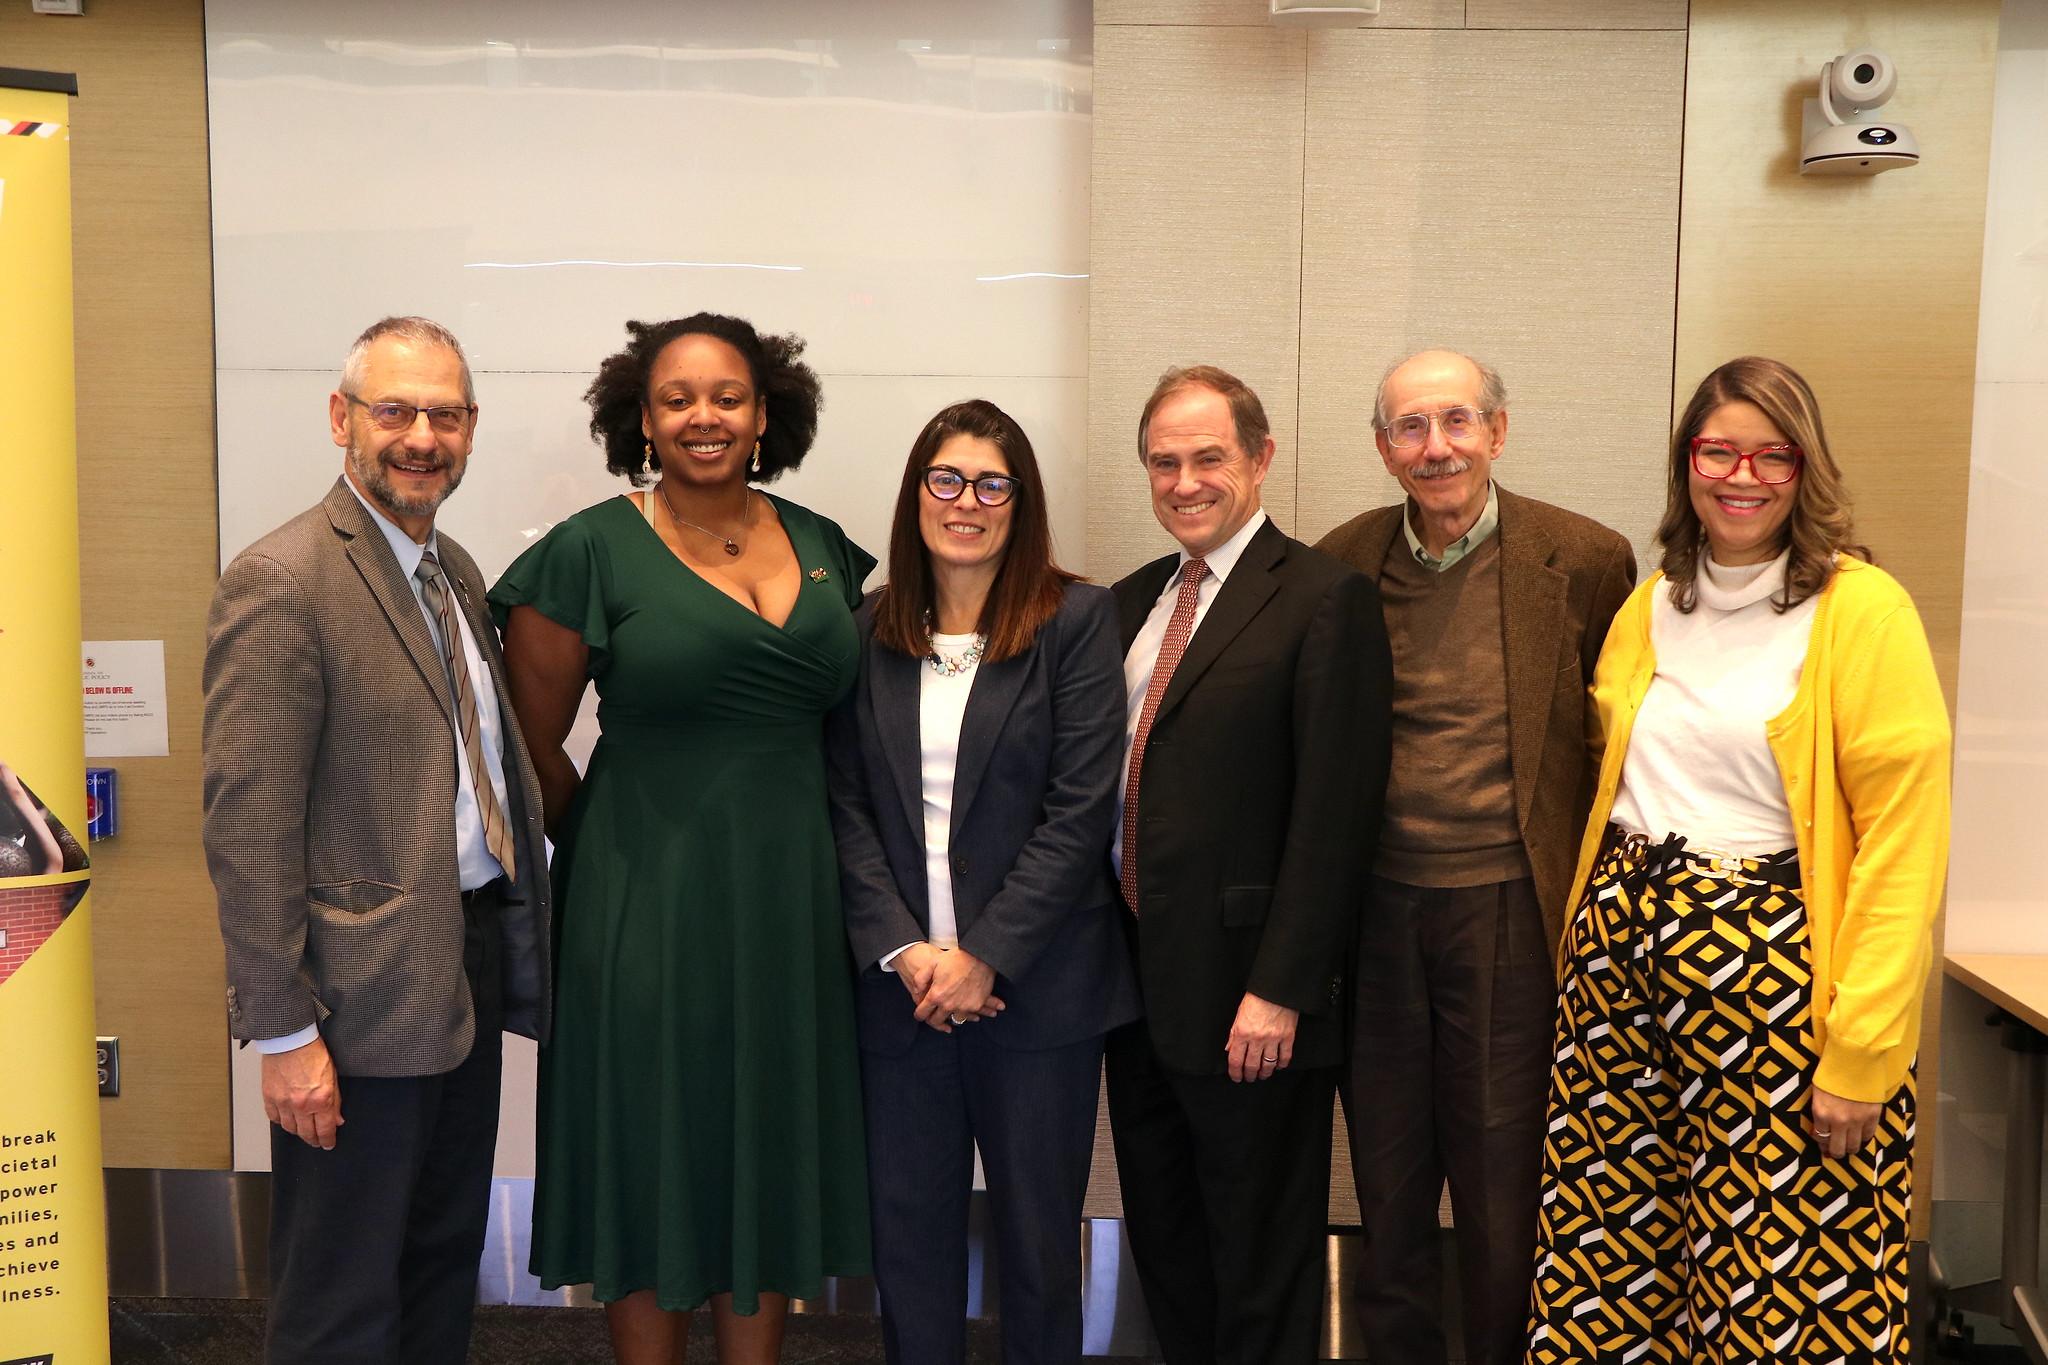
[1466,0,1688,29]
[1296,30,1684,554]
[0,0,227,1168]
[1675,0,1992,687]
[1675,0,1998,1238]
[1101,0,1466,30]
[1087,24,1309,583]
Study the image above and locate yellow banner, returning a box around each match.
[0,81,112,1365]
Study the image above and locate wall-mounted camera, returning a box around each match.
[1801,48,1919,176]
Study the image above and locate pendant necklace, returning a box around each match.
[658,478,750,557]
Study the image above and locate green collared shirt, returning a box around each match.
[1402,481,1499,572]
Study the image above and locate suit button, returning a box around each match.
[953,856,969,875]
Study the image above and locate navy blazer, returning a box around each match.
[826,580,1140,1055]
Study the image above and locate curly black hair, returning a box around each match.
[585,313,823,486]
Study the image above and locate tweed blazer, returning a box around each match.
[1315,484,1635,952]
[203,477,552,1077]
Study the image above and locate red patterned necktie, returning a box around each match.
[416,550,517,881]
[1120,558,1208,914]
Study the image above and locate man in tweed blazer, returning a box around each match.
[203,317,551,1365]
[1316,349,1634,1365]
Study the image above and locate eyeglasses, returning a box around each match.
[923,465,1019,507]
[1380,406,1493,449]
[1689,437,1803,485]
[346,394,477,434]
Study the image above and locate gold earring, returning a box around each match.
[750,440,762,476]
[642,439,655,476]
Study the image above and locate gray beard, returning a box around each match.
[349,440,463,518]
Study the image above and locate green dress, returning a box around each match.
[489,492,874,1311]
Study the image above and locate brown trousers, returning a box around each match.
[1343,875,1554,1365]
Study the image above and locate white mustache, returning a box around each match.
[1415,456,1471,479]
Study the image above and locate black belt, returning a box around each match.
[461,878,504,907]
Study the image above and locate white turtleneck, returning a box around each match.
[1609,549,1819,855]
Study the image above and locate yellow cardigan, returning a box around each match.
[1566,557,1951,1102]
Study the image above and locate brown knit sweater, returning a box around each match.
[1373,531,1531,888]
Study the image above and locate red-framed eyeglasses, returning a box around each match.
[1689,437,1803,485]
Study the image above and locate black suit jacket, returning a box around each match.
[826,580,1141,1055]
[1114,517,1393,1075]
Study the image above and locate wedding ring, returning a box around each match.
[1814,1128,1833,1139]
[949,1014,968,1025]
[1261,1053,1278,1063]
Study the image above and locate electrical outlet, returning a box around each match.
[32,0,87,15]
[96,1036,119,1097]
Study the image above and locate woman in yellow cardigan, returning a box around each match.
[1526,357,1949,1365]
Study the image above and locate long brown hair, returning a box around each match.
[1658,356,1868,613]
[872,400,1078,663]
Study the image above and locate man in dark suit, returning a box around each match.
[203,316,552,1365]
[1316,348,1634,1365]
[1107,364,1392,1365]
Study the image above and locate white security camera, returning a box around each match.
[1825,49,1898,117]
[1801,47,1918,176]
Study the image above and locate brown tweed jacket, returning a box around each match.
[1315,484,1635,953]
[203,478,552,1077]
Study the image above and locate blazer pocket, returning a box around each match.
[308,879,402,915]
[1221,885,1273,927]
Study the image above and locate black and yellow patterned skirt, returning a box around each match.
[1527,826,1914,1364]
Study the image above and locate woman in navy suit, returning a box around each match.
[826,399,1138,1364]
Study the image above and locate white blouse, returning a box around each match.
[918,633,982,949]
[1609,550,1819,855]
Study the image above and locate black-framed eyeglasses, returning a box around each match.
[923,465,1019,507]
[1688,437,1803,485]
[345,394,477,434]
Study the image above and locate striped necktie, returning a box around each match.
[415,550,517,881]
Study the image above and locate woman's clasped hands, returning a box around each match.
[893,941,1005,1033]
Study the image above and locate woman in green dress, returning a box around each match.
[491,314,872,1364]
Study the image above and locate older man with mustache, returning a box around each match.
[1315,348,1634,1365]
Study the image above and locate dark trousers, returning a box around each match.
[266,887,505,1365]
[1105,1019,1336,1365]
[861,1024,1105,1365]
[1342,875,1553,1365]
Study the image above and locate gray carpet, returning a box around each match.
[108,1297,1155,1364]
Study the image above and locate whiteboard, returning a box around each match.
[206,0,1094,1174]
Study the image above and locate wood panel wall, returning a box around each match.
[0,0,227,1168]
